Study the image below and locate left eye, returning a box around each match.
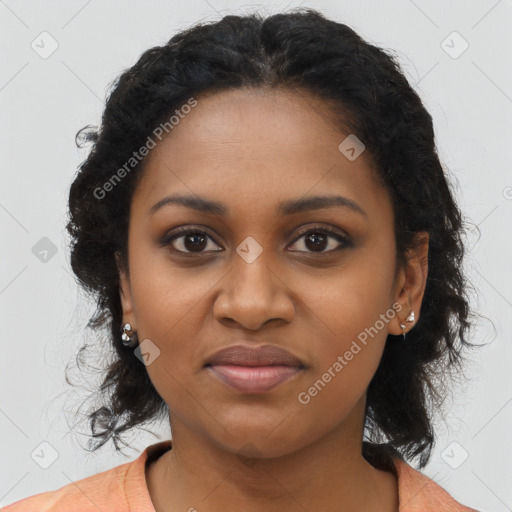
[288,228,351,253]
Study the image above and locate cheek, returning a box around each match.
[126,244,229,385]
[306,250,395,341]
[300,253,396,402]
[127,259,213,413]
[128,234,213,336]
[294,300,390,437]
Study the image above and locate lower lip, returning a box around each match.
[206,364,302,393]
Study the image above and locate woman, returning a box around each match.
[3,8,482,512]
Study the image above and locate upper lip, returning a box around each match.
[205,344,304,367]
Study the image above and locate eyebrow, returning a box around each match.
[149,193,367,218]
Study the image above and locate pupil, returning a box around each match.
[306,233,327,251]
[185,233,207,251]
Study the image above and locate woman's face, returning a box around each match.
[119,87,428,458]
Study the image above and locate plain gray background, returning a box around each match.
[1,0,511,510]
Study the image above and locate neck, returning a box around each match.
[146,400,398,511]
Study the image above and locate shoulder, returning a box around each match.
[1,441,172,512]
[1,456,134,512]
[393,457,481,512]
[363,442,481,511]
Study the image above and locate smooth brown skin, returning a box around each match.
[118,87,429,512]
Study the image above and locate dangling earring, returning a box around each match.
[121,323,138,347]
[399,310,415,340]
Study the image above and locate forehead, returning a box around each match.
[132,87,390,223]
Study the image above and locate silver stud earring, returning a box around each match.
[121,323,138,347]
[399,310,415,341]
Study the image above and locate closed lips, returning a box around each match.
[204,344,306,394]
[204,344,305,367]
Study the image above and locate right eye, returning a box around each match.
[161,226,223,254]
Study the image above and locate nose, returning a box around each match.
[213,248,295,331]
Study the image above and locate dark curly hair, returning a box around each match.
[65,8,481,469]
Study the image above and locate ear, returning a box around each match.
[115,251,135,328]
[389,232,429,336]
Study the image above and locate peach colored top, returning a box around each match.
[1,440,479,512]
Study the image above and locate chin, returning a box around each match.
[205,424,307,460]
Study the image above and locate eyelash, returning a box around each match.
[161,225,352,256]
